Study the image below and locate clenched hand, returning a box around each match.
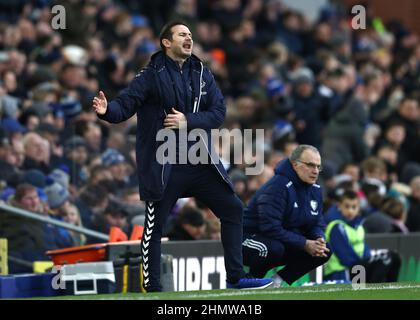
[304,238,330,257]
[164,108,187,129]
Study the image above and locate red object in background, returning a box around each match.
[46,227,144,265]
[210,48,226,65]
[46,244,107,265]
[130,225,144,241]
[109,227,128,242]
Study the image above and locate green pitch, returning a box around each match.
[34,282,420,300]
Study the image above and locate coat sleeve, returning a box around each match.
[308,216,326,240]
[256,183,307,250]
[185,69,226,129]
[98,69,151,123]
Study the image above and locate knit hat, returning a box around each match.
[101,149,125,167]
[49,168,70,189]
[291,68,314,85]
[59,97,82,119]
[44,177,69,209]
[23,169,47,188]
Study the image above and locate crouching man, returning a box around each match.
[242,145,331,285]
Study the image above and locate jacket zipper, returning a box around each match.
[193,97,198,113]
[161,109,168,186]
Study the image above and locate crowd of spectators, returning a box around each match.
[0,0,419,273]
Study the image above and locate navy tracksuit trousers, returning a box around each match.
[242,233,331,285]
[141,164,246,291]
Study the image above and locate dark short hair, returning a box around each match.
[15,183,37,202]
[381,197,405,219]
[177,207,204,227]
[340,190,359,203]
[105,200,128,217]
[159,21,189,52]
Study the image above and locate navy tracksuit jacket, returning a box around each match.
[98,51,244,291]
[242,159,331,284]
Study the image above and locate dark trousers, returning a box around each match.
[243,233,331,285]
[141,164,245,291]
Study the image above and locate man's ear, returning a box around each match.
[162,38,171,49]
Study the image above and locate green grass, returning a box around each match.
[28,282,420,300]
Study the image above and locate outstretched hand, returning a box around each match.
[92,91,108,115]
[164,107,187,129]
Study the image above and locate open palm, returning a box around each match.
[92,91,108,115]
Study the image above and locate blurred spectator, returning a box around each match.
[88,199,130,243]
[22,132,51,173]
[381,197,409,234]
[317,67,350,118]
[205,218,221,240]
[0,131,21,184]
[101,148,132,188]
[381,96,420,163]
[0,183,73,273]
[166,207,206,241]
[44,178,70,214]
[61,202,86,246]
[87,164,113,186]
[363,192,394,233]
[56,135,89,187]
[290,67,325,147]
[74,120,102,154]
[119,187,146,226]
[229,168,248,203]
[74,184,109,229]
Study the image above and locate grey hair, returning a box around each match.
[289,145,320,162]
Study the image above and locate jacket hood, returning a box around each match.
[149,51,202,69]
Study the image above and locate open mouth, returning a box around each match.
[183,43,192,50]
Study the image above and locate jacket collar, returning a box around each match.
[149,51,202,72]
[275,159,312,189]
